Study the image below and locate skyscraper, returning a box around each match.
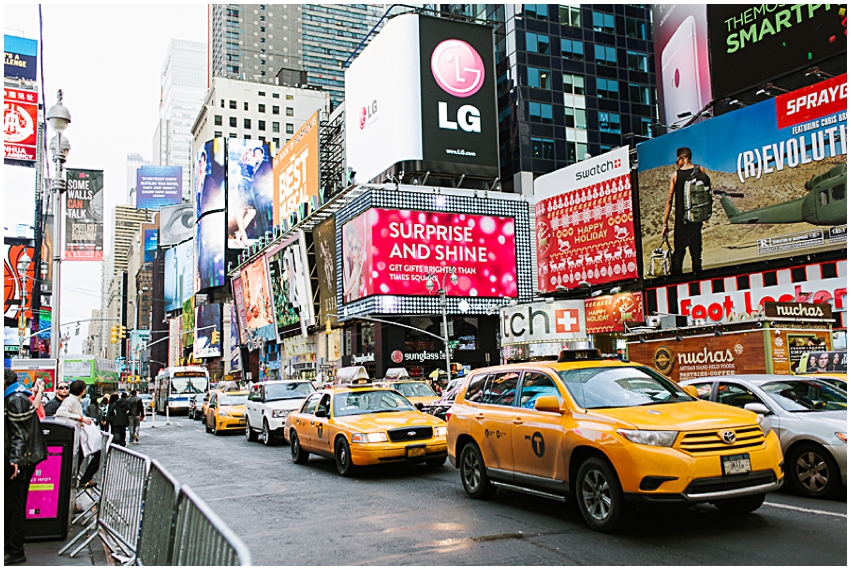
[126,153,151,207]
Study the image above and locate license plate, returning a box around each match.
[406,446,426,458]
[237,420,246,426]
[722,453,751,476]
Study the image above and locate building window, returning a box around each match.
[286,94,293,101]
[821,262,838,279]
[630,116,652,137]
[229,100,237,109]
[258,120,266,131]
[592,11,615,33]
[214,115,223,126]
[260,37,265,43]
[566,142,588,164]
[763,271,778,287]
[259,135,265,142]
[244,118,251,129]
[627,50,649,72]
[626,17,648,39]
[560,38,583,60]
[273,137,280,147]
[736,275,751,290]
[629,83,651,105]
[258,103,266,113]
[286,123,294,134]
[286,107,294,116]
[527,67,551,90]
[272,93,280,99]
[594,44,617,66]
[598,111,621,133]
[524,4,549,20]
[244,102,249,111]
[564,106,587,129]
[563,73,585,95]
[559,4,581,26]
[220,99,225,108]
[245,134,251,140]
[258,91,266,97]
[791,267,807,282]
[529,102,553,124]
[596,78,618,99]
[229,133,237,138]
[498,106,512,130]
[272,122,280,133]
[531,137,555,160]
[272,105,280,115]
[689,282,701,296]
[526,32,550,55]
[214,131,222,138]
[260,26,265,32]
[229,117,237,127]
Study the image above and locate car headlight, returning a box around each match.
[837,432,847,444]
[759,417,773,437]
[352,432,388,443]
[433,426,447,437]
[271,409,291,419]
[617,429,677,447]
[218,410,228,417]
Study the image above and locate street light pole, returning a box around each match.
[425,267,458,384]
[46,90,71,360]
[17,251,32,356]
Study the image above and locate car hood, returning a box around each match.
[334,410,444,431]
[589,400,759,431]
[220,405,245,415]
[785,409,847,430]
[405,396,440,406]
[262,398,307,411]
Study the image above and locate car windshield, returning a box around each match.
[557,366,692,409]
[393,382,436,398]
[761,380,847,412]
[265,382,314,400]
[172,377,207,394]
[219,394,248,406]
[333,389,416,417]
[195,394,206,402]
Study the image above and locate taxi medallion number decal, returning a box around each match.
[525,431,546,458]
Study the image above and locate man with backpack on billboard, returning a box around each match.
[662,146,712,275]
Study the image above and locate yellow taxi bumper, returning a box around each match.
[351,440,448,466]
[216,417,247,431]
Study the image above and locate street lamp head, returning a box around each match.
[46,90,71,134]
[49,135,71,161]
[449,273,458,286]
[17,251,32,278]
[425,278,435,293]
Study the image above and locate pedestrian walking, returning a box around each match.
[127,390,144,443]
[107,393,131,446]
[42,380,70,416]
[5,369,48,565]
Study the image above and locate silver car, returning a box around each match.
[681,375,846,500]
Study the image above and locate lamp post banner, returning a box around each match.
[64,169,104,261]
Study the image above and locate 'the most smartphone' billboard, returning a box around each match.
[637,74,847,279]
[136,166,183,210]
[345,13,498,183]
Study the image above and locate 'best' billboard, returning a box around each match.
[273,111,319,227]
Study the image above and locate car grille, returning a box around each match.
[677,426,764,455]
[685,470,776,495]
[387,426,433,443]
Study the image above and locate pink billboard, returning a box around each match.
[26,446,63,519]
[342,208,517,302]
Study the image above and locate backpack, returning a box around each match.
[682,165,712,224]
[646,237,672,278]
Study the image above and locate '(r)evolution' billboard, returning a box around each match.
[637,73,847,279]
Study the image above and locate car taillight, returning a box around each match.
[445,411,452,422]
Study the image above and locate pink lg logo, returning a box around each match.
[359,107,367,129]
[431,39,485,98]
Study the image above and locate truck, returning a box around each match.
[245,380,316,446]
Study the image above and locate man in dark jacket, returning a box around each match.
[42,380,70,416]
[126,390,144,443]
[5,369,48,565]
[107,393,131,447]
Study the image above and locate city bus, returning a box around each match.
[155,366,210,414]
[60,355,120,400]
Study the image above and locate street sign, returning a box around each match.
[448,340,460,349]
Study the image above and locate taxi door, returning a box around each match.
[510,371,568,491]
[474,371,521,476]
[291,393,322,450]
[311,394,333,455]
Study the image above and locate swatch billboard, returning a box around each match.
[637,74,847,278]
[345,13,498,183]
[136,165,182,210]
[226,139,273,249]
[534,146,637,292]
[273,111,320,227]
[342,208,517,303]
[4,87,38,163]
[64,169,104,261]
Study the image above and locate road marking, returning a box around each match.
[764,502,847,518]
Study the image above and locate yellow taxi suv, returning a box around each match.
[285,385,448,476]
[447,349,784,533]
[373,380,441,409]
[205,391,249,435]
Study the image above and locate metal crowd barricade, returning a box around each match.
[134,460,180,566]
[171,485,252,566]
[97,444,150,561]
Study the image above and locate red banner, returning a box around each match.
[775,73,847,129]
[4,87,38,162]
[341,208,518,302]
[584,292,644,334]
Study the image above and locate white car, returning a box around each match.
[245,380,315,446]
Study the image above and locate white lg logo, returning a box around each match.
[438,102,481,133]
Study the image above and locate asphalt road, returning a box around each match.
[135,415,847,566]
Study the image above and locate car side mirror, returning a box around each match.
[534,395,564,414]
[744,402,771,415]
[682,385,700,399]
[315,409,328,418]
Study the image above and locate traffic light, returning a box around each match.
[110,325,118,344]
[211,329,220,345]
[119,325,128,340]
[326,319,332,335]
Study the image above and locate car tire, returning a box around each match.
[335,437,354,477]
[187,409,193,420]
[205,418,212,434]
[575,456,631,533]
[425,455,447,468]
[212,420,220,436]
[262,419,274,446]
[460,442,495,499]
[789,443,840,499]
[245,419,258,442]
[714,493,765,514]
[291,431,309,464]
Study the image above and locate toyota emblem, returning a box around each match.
[407,431,417,437]
[720,430,736,444]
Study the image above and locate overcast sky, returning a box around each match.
[5,4,207,353]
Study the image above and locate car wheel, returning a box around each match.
[262,419,274,446]
[291,431,309,464]
[212,420,220,436]
[335,437,355,477]
[460,442,495,499]
[576,456,631,533]
[789,443,840,499]
[426,455,447,468]
[188,409,193,420]
[205,418,212,434]
[245,419,258,442]
[714,493,765,514]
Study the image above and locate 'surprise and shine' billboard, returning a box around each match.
[534,146,638,293]
[64,169,104,261]
[637,74,847,279]
[136,166,182,210]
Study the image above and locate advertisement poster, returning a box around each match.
[143,226,158,263]
[194,211,225,292]
[228,302,241,371]
[64,169,104,261]
[26,446,62,519]
[500,300,587,345]
[534,147,637,292]
[226,139,273,249]
[239,257,276,341]
[194,303,222,358]
[4,244,37,320]
[313,218,338,327]
[168,317,182,367]
[159,203,194,246]
[585,292,645,334]
[637,74,847,278]
[273,112,320,227]
[195,138,225,219]
[4,35,38,81]
[13,368,55,392]
[136,165,183,210]
[4,87,38,163]
[181,297,195,348]
[231,276,249,346]
[651,5,711,128]
[266,243,300,338]
[795,350,846,374]
[342,208,517,303]
[164,239,193,312]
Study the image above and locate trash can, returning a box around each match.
[24,418,79,541]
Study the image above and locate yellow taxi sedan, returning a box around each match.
[374,380,441,408]
[205,391,249,435]
[285,385,448,476]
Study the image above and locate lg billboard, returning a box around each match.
[345,13,498,184]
